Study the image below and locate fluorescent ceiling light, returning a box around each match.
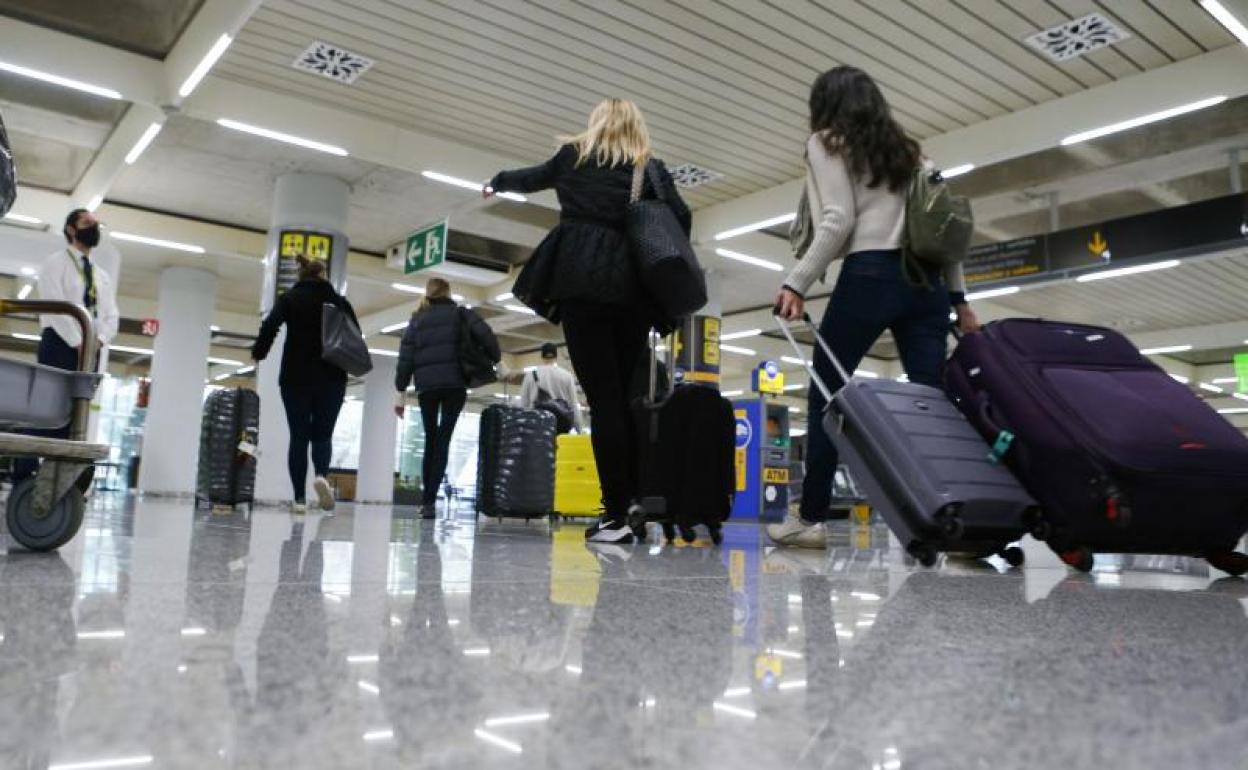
[207,356,243,366]
[783,383,804,391]
[777,679,808,690]
[782,355,811,366]
[1200,0,1248,46]
[1199,382,1224,393]
[854,369,879,378]
[17,284,32,300]
[1211,377,1238,384]
[720,344,757,356]
[0,59,122,100]
[791,427,807,437]
[721,389,744,397]
[391,282,425,294]
[357,680,380,695]
[1062,96,1227,146]
[363,729,394,741]
[712,701,758,719]
[722,686,752,698]
[483,712,551,727]
[210,325,221,332]
[178,33,233,98]
[423,170,526,202]
[381,321,407,333]
[942,163,975,178]
[77,629,126,639]
[181,627,207,636]
[5,213,42,225]
[235,365,254,375]
[1170,373,1190,384]
[452,293,464,302]
[217,118,348,156]
[494,291,514,302]
[714,212,796,241]
[20,266,38,275]
[715,248,784,272]
[11,332,40,341]
[720,328,761,341]
[49,755,154,770]
[1139,344,1192,355]
[474,728,523,754]
[966,285,1020,301]
[1076,259,1180,282]
[213,372,231,382]
[124,122,163,165]
[463,647,491,656]
[87,194,104,212]
[789,406,801,413]
[110,230,205,254]
[347,654,379,664]
[768,647,803,660]
[110,344,154,356]
[1218,407,1248,414]
[504,304,536,315]
[368,348,399,358]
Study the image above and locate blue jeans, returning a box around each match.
[801,250,951,521]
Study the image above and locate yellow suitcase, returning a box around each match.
[555,434,602,517]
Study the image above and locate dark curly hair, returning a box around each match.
[809,66,920,193]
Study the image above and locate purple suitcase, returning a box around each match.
[777,315,1036,567]
[944,318,1248,574]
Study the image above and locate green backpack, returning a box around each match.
[903,167,974,285]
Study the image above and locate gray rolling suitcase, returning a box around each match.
[776,314,1037,567]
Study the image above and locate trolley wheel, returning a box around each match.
[1030,519,1053,542]
[907,542,938,568]
[5,479,85,552]
[1001,546,1026,568]
[1206,551,1248,577]
[940,514,965,540]
[1061,547,1094,573]
[679,526,697,544]
[709,524,724,546]
[661,523,676,542]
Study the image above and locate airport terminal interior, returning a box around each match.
[1,1,1248,768]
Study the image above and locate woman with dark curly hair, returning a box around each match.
[771,66,980,548]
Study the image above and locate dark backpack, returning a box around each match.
[901,166,974,286]
[0,112,15,218]
[457,307,497,388]
[531,370,574,434]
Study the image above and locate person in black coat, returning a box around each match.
[486,98,691,545]
[252,256,358,512]
[395,277,500,518]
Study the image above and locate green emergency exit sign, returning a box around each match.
[1235,352,1248,393]
[403,219,448,274]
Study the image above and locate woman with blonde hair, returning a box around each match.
[395,277,500,519]
[486,98,691,544]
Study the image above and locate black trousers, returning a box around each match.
[561,301,650,518]
[14,329,80,481]
[419,388,466,505]
[279,380,346,501]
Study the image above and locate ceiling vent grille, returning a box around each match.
[292,41,375,85]
[1024,13,1129,62]
[668,163,725,190]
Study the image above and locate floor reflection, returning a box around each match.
[0,496,1244,769]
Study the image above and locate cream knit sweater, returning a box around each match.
[783,133,967,298]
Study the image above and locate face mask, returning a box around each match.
[75,224,101,248]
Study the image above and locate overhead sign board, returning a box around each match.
[275,228,335,298]
[403,220,448,275]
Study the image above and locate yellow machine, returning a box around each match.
[554,433,602,517]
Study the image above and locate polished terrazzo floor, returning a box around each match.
[2,496,1247,770]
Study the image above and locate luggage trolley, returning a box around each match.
[0,299,109,550]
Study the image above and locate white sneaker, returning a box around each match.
[291,500,307,514]
[766,513,827,549]
[313,476,335,511]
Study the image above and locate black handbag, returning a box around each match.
[626,160,707,321]
[531,370,574,434]
[321,301,373,377]
[0,112,15,218]
[458,307,498,388]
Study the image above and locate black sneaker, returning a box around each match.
[420,504,436,520]
[585,516,635,545]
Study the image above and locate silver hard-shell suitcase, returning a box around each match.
[776,314,1037,567]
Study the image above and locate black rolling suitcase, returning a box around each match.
[631,331,736,544]
[196,387,259,509]
[776,314,1036,566]
[476,404,557,519]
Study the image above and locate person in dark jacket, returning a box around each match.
[486,98,691,545]
[395,277,500,519]
[251,256,358,513]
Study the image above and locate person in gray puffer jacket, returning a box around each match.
[395,277,500,518]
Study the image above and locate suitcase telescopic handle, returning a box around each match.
[772,310,852,402]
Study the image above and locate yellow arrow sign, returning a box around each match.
[1088,230,1108,257]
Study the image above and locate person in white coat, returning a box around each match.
[13,208,119,481]
[519,343,584,433]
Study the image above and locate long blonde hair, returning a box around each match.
[560,98,652,168]
[416,277,451,314]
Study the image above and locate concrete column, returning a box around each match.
[356,356,398,504]
[138,267,216,494]
[254,173,350,503]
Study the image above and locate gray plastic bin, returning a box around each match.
[0,357,101,430]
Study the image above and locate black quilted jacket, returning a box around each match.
[490,144,691,308]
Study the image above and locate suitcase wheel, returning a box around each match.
[1206,551,1248,577]
[907,543,938,568]
[709,524,724,546]
[1061,547,1094,573]
[1000,546,1025,568]
[679,526,697,544]
[661,523,676,542]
